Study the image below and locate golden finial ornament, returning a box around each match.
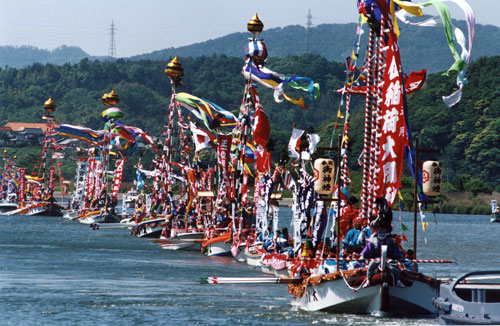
[3,149,7,155]
[247,13,264,35]
[13,155,17,160]
[44,97,56,113]
[165,56,184,80]
[102,89,120,106]
[102,92,110,106]
[107,89,120,106]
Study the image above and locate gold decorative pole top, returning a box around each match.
[103,89,120,106]
[165,56,184,79]
[43,97,56,113]
[247,13,264,35]
[107,89,120,106]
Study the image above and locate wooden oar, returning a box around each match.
[200,277,302,285]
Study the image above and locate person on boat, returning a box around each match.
[342,216,364,253]
[215,208,225,224]
[189,215,197,229]
[360,226,403,287]
[339,196,360,240]
[300,239,315,258]
[403,249,418,272]
[356,218,372,248]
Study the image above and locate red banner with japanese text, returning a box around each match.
[86,158,95,201]
[111,159,124,204]
[375,17,408,206]
[217,134,233,201]
[48,167,55,190]
[19,168,25,205]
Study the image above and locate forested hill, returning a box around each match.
[1,54,500,190]
[2,21,500,72]
[0,45,98,69]
[131,21,500,73]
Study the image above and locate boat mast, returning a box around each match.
[164,56,184,214]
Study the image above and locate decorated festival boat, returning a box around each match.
[205,0,475,318]
[286,0,475,316]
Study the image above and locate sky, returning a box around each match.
[0,0,497,58]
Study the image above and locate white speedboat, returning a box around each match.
[0,199,18,214]
[433,270,500,325]
[202,231,232,257]
[156,231,204,251]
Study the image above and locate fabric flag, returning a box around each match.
[176,92,238,131]
[111,160,124,203]
[374,0,408,207]
[124,126,157,149]
[395,0,475,107]
[189,122,216,152]
[252,103,270,148]
[242,61,320,109]
[241,169,249,206]
[217,134,233,201]
[281,169,296,191]
[56,124,103,144]
[299,181,315,237]
[256,147,272,173]
[244,141,257,163]
[256,174,274,239]
[306,133,321,159]
[18,168,25,205]
[135,169,145,190]
[311,200,328,249]
[48,167,55,190]
[287,128,305,159]
[338,70,427,95]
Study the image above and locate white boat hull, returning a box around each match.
[294,273,438,315]
[204,240,232,257]
[231,242,247,262]
[0,201,18,213]
[159,232,204,251]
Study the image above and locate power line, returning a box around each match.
[108,20,117,58]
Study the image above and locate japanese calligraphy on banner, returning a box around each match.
[111,159,124,203]
[19,168,26,205]
[375,17,407,206]
[52,152,64,159]
[48,167,55,190]
[86,158,96,200]
[217,134,233,201]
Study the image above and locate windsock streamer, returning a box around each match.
[393,0,475,107]
[175,92,238,131]
[56,124,104,144]
[242,61,320,109]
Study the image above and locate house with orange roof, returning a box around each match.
[2,122,59,144]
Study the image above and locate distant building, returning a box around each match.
[2,122,60,145]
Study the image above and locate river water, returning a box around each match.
[0,209,496,325]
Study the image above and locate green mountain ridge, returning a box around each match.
[2,20,500,73]
[131,20,500,73]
